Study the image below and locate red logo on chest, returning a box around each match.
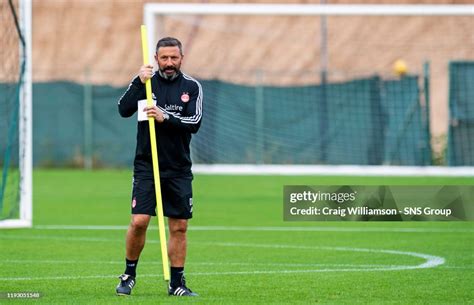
[181,93,190,103]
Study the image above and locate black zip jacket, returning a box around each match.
[118,72,203,178]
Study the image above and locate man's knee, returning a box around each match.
[130,215,150,233]
[169,218,188,235]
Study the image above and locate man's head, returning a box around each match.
[154,37,183,80]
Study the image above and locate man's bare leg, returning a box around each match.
[117,214,151,296]
[168,218,188,267]
[167,218,197,296]
[126,214,151,261]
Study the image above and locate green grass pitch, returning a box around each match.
[0,169,473,304]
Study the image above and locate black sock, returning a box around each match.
[125,258,138,277]
[170,266,184,288]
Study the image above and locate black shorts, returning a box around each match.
[131,176,193,219]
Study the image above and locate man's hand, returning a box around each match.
[139,64,153,84]
[144,105,165,123]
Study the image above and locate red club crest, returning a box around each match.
[181,93,190,103]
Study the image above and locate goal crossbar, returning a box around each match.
[144,3,474,58]
[144,3,474,17]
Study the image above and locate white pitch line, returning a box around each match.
[3,258,467,269]
[0,259,403,269]
[4,259,467,269]
[34,225,128,230]
[202,242,445,270]
[32,224,474,233]
[0,235,119,243]
[0,243,445,281]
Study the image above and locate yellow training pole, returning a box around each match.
[140,25,170,282]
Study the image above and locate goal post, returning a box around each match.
[143,3,474,176]
[0,0,32,228]
[19,0,33,228]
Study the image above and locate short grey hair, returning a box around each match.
[155,37,183,55]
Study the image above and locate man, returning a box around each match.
[116,37,202,297]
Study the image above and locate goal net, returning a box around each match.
[145,4,474,174]
[0,0,32,228]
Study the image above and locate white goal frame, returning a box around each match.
[0,0,33,228]
[144,3,474,177]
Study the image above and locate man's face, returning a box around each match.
[155,46,183,79]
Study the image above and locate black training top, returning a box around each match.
[118,72,203,178]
